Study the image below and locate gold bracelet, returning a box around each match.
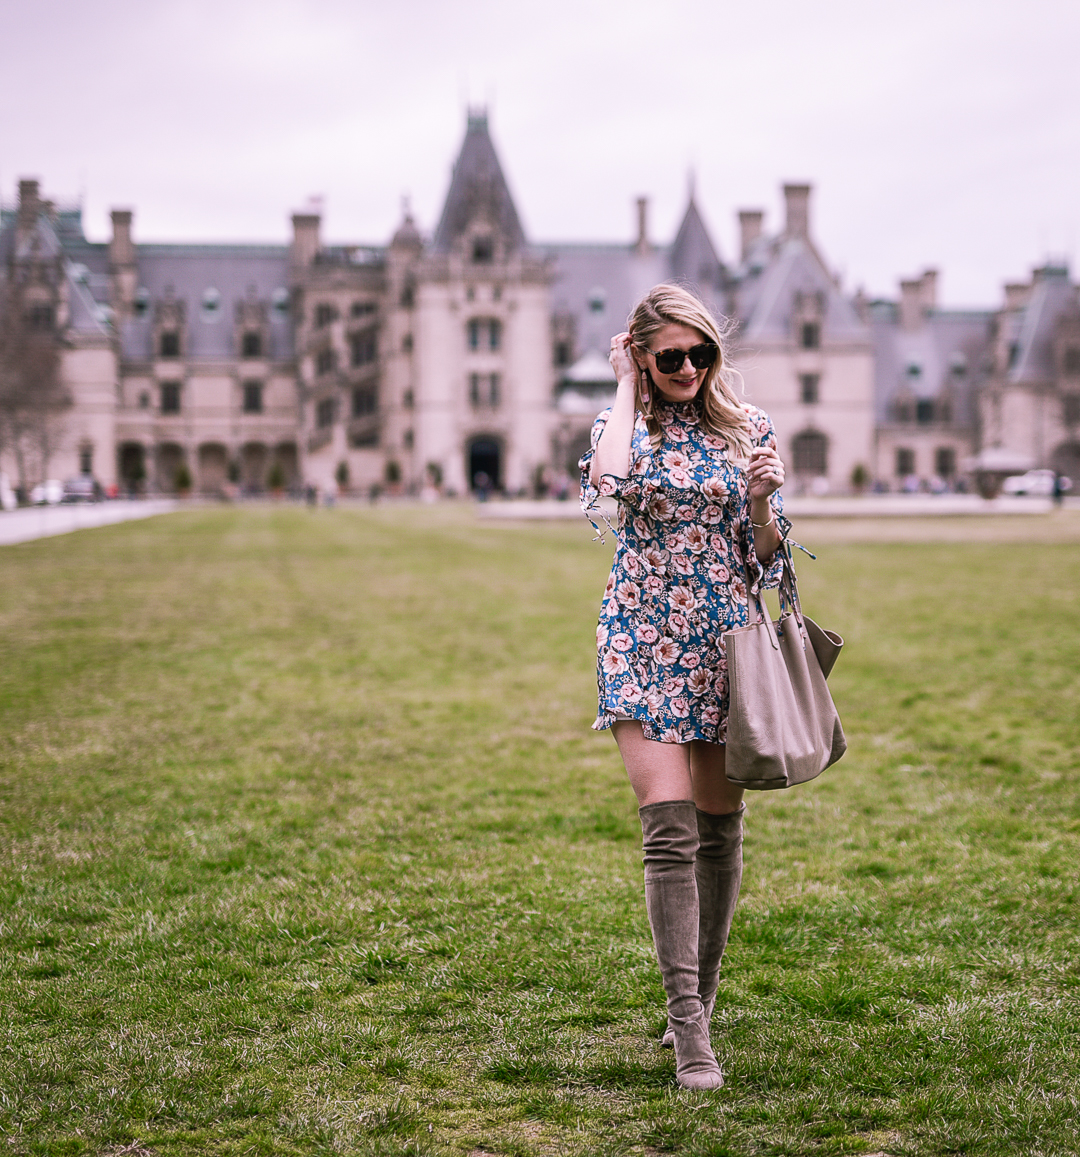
[751,514,775,529]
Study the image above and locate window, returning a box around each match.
[916,399,934,424]
[792,430,827,475]
[349,426,379,448]
[896,447,915,476]
[554,341,572,367]
[79,445,93,475]
[315,303,336,327]
[469,373,501,408]
[138,391,150,409]
[588,287,606,314]
[272,287,290,316]
[906,363,922,379]
[350,329,377,367]
[316,348,336,375]
[402,333,413,353]
[403,428,414,449]
[160,330,180,357]
[1064,347,1080,375]
[160,381,181,414]
[800,322,820,349]
[242,381,263,414]
[400,284,415,308]
[352,385,377,417]
[1064,395,1080,425]
[241,332,262,358]
[492,285,502,302]
[351,301,376,318]
[134,288,150,318]
[1007,342,1020,368]
[935,447,956,477]
[316,397,336,428]
[472,236,493,263]
[201,288,221,318]
[799,373,820,404]
[467,318,502,351]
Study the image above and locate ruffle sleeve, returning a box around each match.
[578,408,660,539]
[740,408,793,597]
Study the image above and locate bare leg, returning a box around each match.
[613,722,744,816]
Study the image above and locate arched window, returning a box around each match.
[792,430,828,476]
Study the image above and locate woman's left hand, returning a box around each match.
[747,444,786,499]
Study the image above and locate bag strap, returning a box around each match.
[742,561,780,650]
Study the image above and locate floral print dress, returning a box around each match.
[579,399,791,745]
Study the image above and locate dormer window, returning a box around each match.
[916,399,934,424]
[472,236,493,263]
[134,288,150,318]
[241,332,262,358]
[201,288,221,320]
[160,331,180,357]
[800,322,820,349]
[588,287,606,314]
[272,287,290,316]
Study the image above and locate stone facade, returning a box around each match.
[3,112,1076,499]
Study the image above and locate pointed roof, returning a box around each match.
[432,111,526,254]
[669,197,723,290]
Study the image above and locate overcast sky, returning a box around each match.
[2,0,1077,306]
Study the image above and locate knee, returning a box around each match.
[695,804,745,867]
[639,799,699,869]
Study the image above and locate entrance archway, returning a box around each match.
[198,443,228,494]
[118,442,146,494]
[468,436,502,491]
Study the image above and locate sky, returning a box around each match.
[2,0,1078,307]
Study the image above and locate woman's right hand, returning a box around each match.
[609,332,637,388]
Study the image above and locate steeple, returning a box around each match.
[432,109,526,255]
[669,194,723,290]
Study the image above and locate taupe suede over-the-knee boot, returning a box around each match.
[662,805,744,1050]
[639,800,724,1090]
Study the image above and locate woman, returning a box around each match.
[579,284,789,1090]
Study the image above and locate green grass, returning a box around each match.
[1,505,1078,1157]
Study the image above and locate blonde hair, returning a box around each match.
[628,283,751,458]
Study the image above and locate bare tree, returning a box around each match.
[0,284,71,495]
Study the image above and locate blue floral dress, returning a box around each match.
[579,399,791,745]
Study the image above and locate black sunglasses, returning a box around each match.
[638,342,718,376]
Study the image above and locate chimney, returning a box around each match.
[738,210,764,262]
[110,210,135,268]
[919,268,938,310]
[17,178,40,230]
[1004,282,1030,311]
[635,197,649,255]
[783,183,811,239]
[899,278,925,331]
[291,212,321,267]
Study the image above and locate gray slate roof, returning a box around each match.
[432,112,526,254]
[119,244,293,361]
[1009,265,1078,383]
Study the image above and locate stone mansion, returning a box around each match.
[2,111,1079,497]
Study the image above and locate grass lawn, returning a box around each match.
[1,505,1079,1157]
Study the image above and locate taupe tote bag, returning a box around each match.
[723,546,846,790]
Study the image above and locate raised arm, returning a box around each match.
[590,333,640,485]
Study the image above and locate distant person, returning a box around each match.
[580,284,788,1090]
[474,471,491,502]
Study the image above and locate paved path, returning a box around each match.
[0,500,179,546]
[476,494,1079,520]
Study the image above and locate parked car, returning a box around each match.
[1001,469,1057,496]
[29,479,64,505]
[62,476,97,503]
